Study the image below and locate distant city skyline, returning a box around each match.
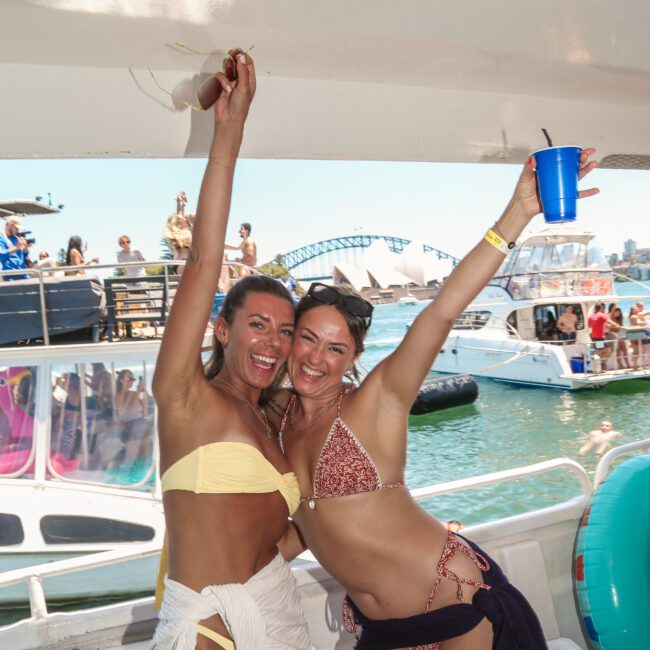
[609,238,650,263]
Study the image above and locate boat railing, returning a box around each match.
[0,457,593,626]
[490,269,614,301]
[0,259,253,346]
[0,542,160,621]
[559,336,650,373]
[593,439,650,487]
[410,458,592,502]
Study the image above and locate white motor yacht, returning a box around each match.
[433,227,650,389]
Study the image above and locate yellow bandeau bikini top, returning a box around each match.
[161,441,301,515]
[155,441,300,610]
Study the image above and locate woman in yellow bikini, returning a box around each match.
[152,53,310,650]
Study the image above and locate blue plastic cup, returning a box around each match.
[533,146,581,223]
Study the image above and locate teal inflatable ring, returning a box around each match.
[574,454,650,649]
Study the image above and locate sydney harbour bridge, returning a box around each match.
[271,235,458,282]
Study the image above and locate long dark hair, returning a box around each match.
[204,276,295,404]
[66,236,83,266]
[610,307,623,326]
[116,369,133,394]
[295,285,369,382]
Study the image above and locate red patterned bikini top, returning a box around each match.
[280,386,405,509]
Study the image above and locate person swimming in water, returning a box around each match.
[578,420,624,455]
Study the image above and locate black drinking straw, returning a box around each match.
[541,128,553,147]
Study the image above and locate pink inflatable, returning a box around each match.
[0,368,35,474]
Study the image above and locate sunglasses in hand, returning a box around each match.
[147,43,251,111]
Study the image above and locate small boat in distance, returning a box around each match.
[398,293,418,305]
[432,226,650,389]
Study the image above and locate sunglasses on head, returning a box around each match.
[307,283,373,327]
[147,43,250,111]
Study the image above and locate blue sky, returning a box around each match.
[1,158,648,273]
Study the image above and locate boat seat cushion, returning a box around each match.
[492,539,560,639]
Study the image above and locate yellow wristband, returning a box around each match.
[484,228,509,255]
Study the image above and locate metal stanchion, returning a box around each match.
[36,270,50,346]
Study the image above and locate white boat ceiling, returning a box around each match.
[2,0,650,165]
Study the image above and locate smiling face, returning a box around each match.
[288,305,359,400]
[216,292,295,390]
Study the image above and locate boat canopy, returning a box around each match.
[490,229,614,300]
[2,1,650,163]
[0,200,60,216]
[497,233,611,278]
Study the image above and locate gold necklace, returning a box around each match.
[214,376,272,439]
[290,393,340,432]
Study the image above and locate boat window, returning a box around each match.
[454,311,492,330]
[0,366,37,478]
[49,361,156,489]
[586,239,611,269]
[534,305,559,341]
[40,515,155,543]
[506,311,517,335]
[0,514,24,545]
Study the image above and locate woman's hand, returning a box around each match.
[513,147,599,221]
[212,53,256,131]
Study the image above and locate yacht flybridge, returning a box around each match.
[433,227,650,389]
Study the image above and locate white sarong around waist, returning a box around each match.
[152,553,311,650]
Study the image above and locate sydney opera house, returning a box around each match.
[329,239,454,303]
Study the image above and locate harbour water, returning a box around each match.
[1,282,648,626]
[364,281,649,525]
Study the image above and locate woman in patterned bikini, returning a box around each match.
[268,149,599,649]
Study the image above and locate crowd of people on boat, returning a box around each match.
[0,362,156,485]
[1,192,258,285]
[539,300,650,370]
[585,301,650,369]
[48,364,154,482]
[147,52,605,650]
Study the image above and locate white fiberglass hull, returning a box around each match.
[0,479,164,606]
[433,332,650,390]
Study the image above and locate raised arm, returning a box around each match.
[224,242,244,251]
[153,53,256,402]
[370,149,599,411]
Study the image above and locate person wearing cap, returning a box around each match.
[0,216,32,280]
